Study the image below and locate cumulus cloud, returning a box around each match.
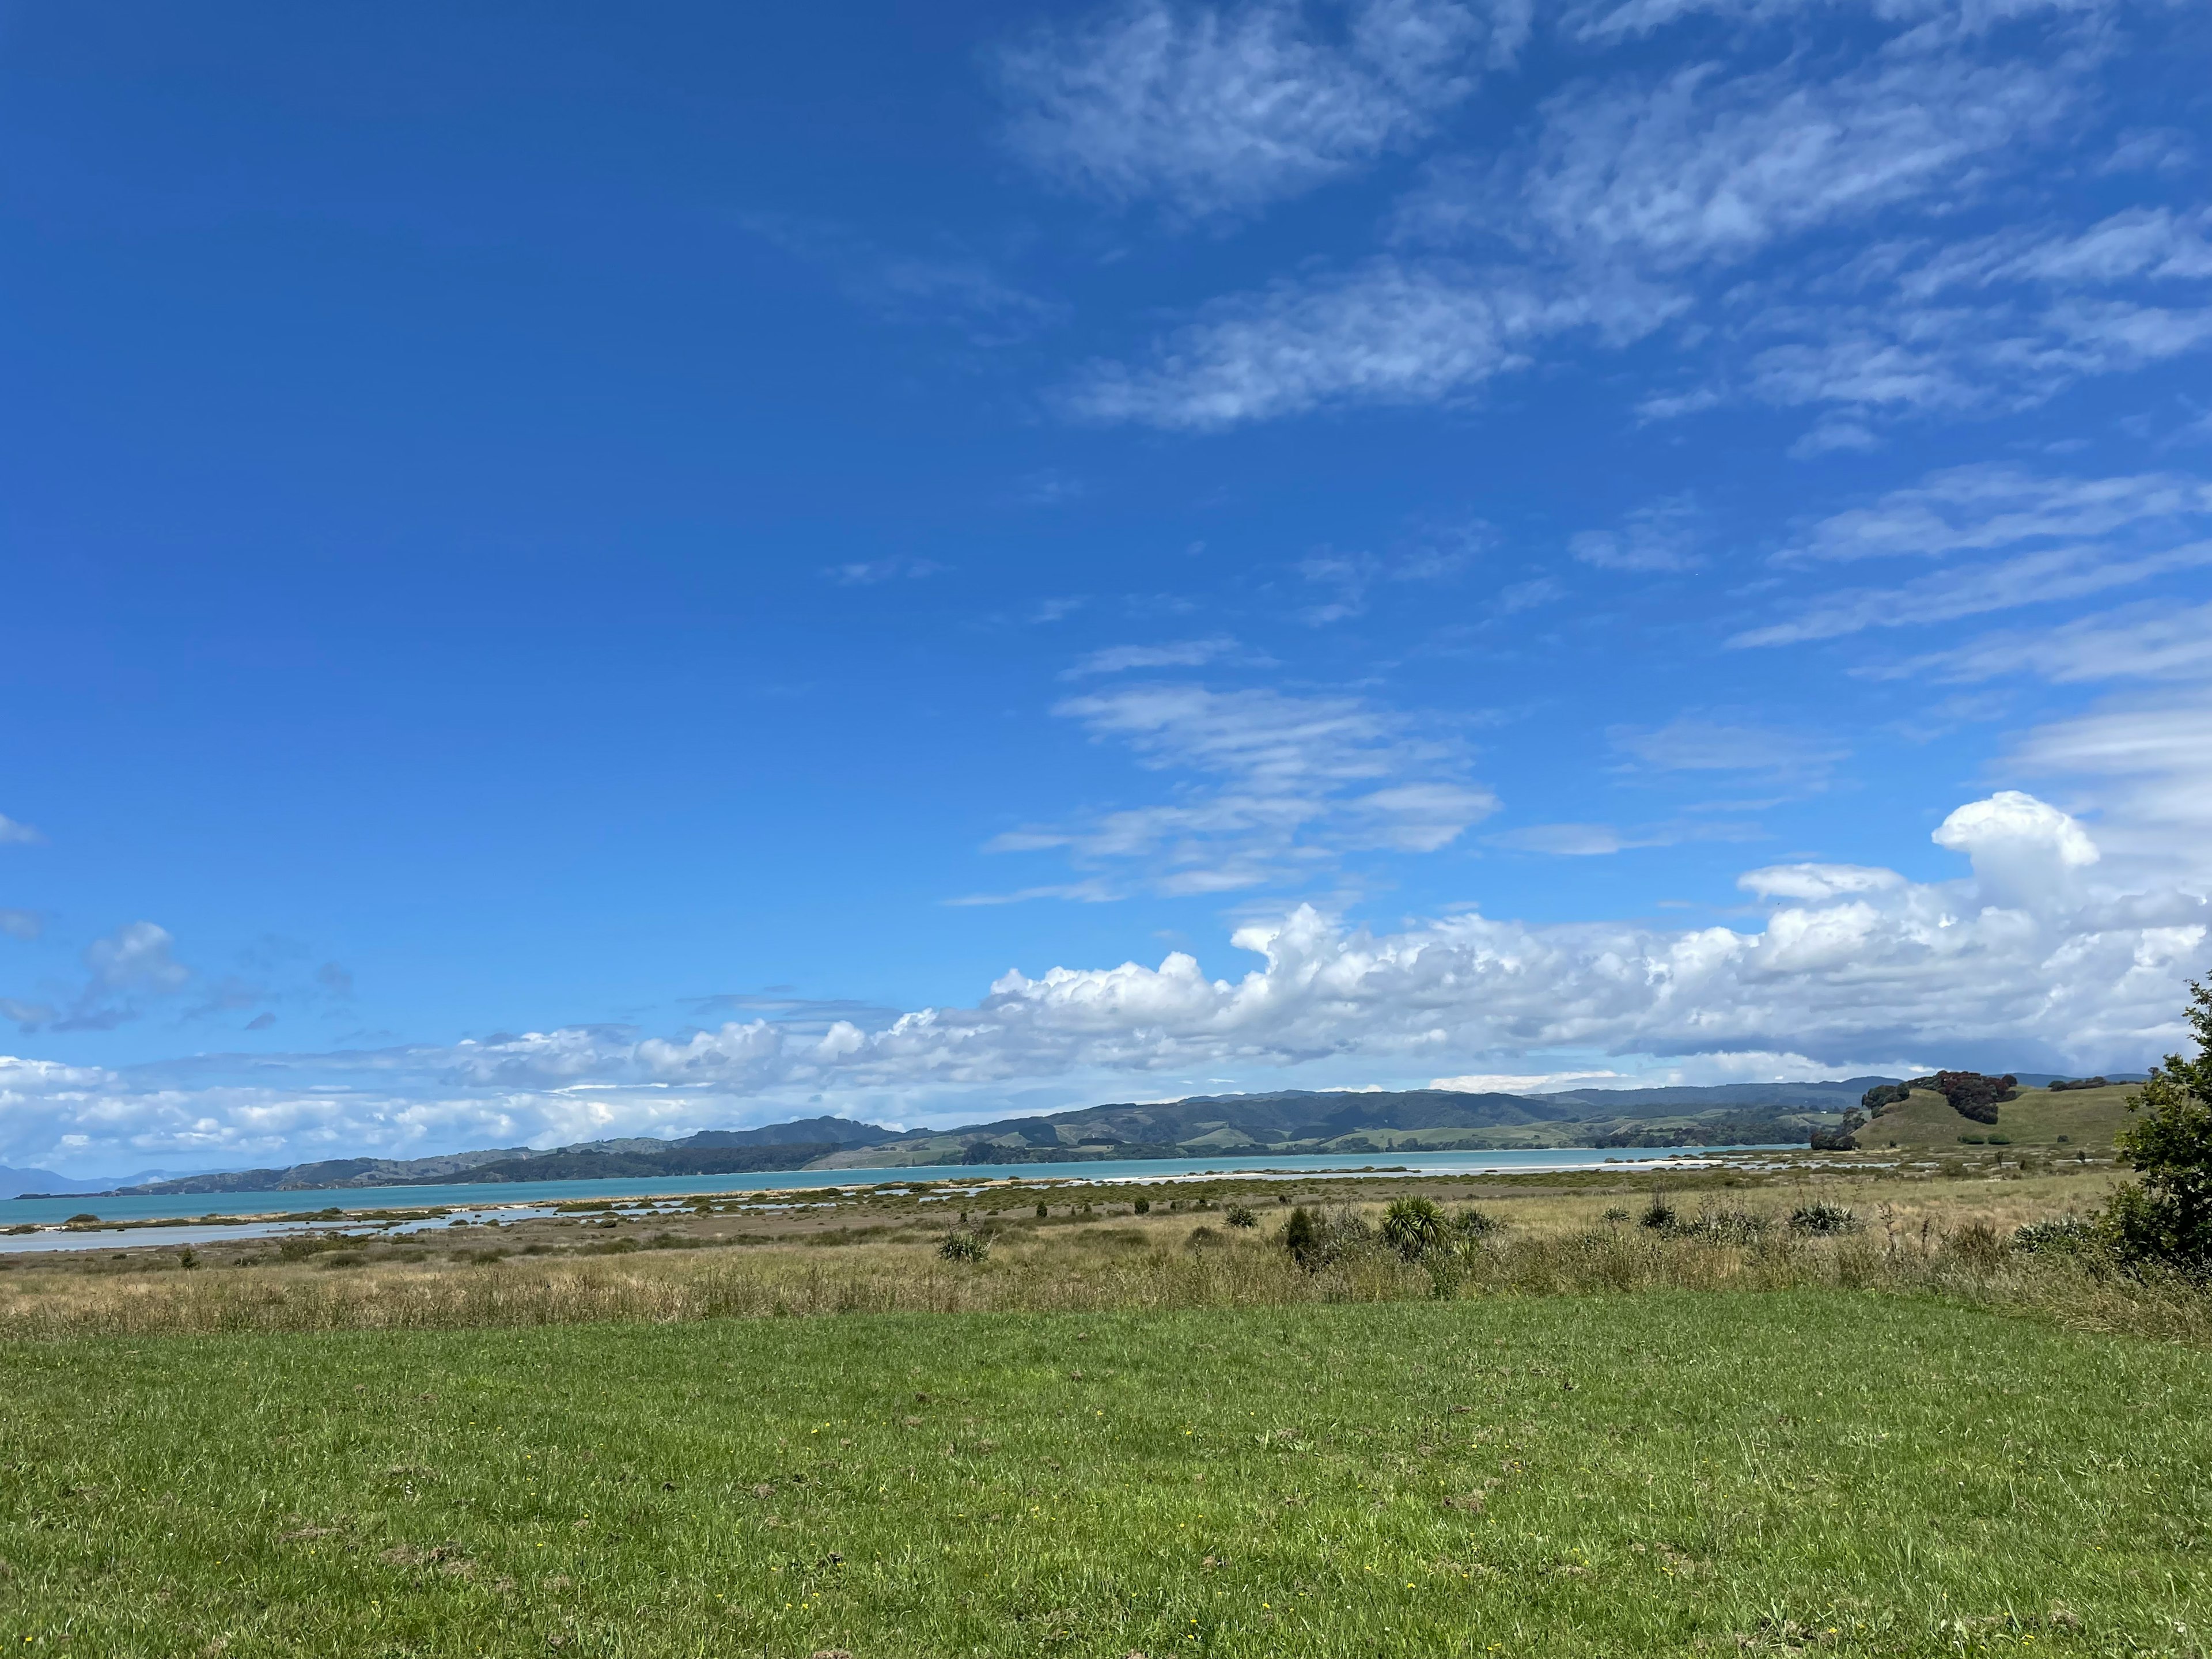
[4,787,2202,1172]
[998,0,1529,218]
[976,681,1500,895]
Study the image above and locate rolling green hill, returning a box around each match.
[1855,1082,2141,1151]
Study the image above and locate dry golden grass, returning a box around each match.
[1,1166,2200,1349]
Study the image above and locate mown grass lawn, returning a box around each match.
[3,1290,2207,1657]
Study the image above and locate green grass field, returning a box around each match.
[5,1292,2207,1657]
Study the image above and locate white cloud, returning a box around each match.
[1737,863,1906,902]
[1611,715,1848,776]
[1491,52,2073,271]
[998,0,1529,218]
[1565,0,2108,45]
[1878,598,2212,684]
[1487,820,1764,854]
[19,922,198,1035]
[1430,1069,1623,1091]
[1062,637,1252,677]
[826,556,948,586]
[1488,823,1645,855]
[1063,257,1679,429]
[7,787,2204,1171]
[980,681,1499,895]
[1571,494,1704,571]
[0,814,41,846]
[1900,207,2212,300]
[1733,536,2212,646]
[0,910,41,941]
[1735,464,2212,646]
[1067,8,2105,430]
[2009,691,2212,884]
[1777,464,2212,564]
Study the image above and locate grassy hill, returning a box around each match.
[1855,1082,2142,1152]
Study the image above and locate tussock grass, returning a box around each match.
[5,1214,2207,1349]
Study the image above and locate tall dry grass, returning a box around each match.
[3,1217,2206,1347]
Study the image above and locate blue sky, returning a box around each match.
[3,0,2210,1175]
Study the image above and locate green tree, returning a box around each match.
[2104,979,2212,1267]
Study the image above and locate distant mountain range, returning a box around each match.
[26,1077,2000,1198]
[0,1164,181,1200]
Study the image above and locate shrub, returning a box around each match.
[1035,1202,1049,1220]
[937,1230,989,1263]
[2102,980,2212,1268]
[1380,1196,1447,1262]
[1789,1202,1860,1236]
[1132,1198,1150,1215]
[2049,1076,2109,1092]
[2014,1217,2100,1255]
[1281,1205,1372,1271]
[1224,1205,1258,1229]
[1860,1082,1912,1113]
[1185,1225,1222,1248]
[1684,1205,1767,1244]
[1452,1205,1502,1240]
[1603,1207,1631,1224]
[1639,1196,1677,1232]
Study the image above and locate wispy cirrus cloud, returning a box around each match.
[998,0,1531,219]
[1774,465,2212,564]
[1056,0,2212,441]
[1061,637,1259,677]
[971,681,1499,897]
[825,556,948,586]
[1732,464,2212,646]
[1571,494,1705,571]
[744,216,1067,343]
[1609,714,1849,780]
[1063,257,1677,427]
[1876,598,2212,684]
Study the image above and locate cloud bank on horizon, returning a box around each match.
[2,0,2209,1174]
[5,785,2204,1172]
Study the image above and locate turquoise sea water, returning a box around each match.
[0,1145,1790,1245]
